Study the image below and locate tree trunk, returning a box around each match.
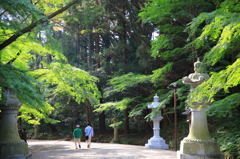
[99,111,106,132]
[85,100,94,127]
[124,109,130,134]
[95,34,101,68]
[75,33,80,60]
[32,124,39,139]
[162,108,170,128]
[88,26,94,68]
[48,123,58,135]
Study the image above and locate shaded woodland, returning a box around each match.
[1,0,240,158]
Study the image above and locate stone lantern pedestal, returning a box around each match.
[145,94,169,149]
[0,89,31,159]
[178,59,223,159]
[177,105,222,159]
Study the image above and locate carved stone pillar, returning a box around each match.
[0,88,31,159]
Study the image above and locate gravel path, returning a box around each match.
[28,140,177,159]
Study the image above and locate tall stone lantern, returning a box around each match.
[0,88,31,158]
[178,59,223,159]
[145,94,169,149]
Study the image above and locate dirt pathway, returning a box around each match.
[28,140,177,159]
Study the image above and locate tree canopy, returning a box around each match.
[0,0,101,124]
[1,0,240,157]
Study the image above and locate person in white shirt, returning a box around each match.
[85,122,94,148]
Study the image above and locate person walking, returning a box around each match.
[21,128,28,143]
[85,122,94,148]
[73,125,82,149]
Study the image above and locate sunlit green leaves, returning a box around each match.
[188,10,240,66]
[0,64,48,109]
[32,62,101,105]
[0,0,41,30]
[185,0,240,110]
[94,98,133,113]
[151,62,173,82]
[188,58,240,105]
[0,0,100,125]
[109,121,123,128]
[220,0,240,12]
[140,0,213,61]
[207,93,240,117]
[106,73,151,94]
[19,104,56,124]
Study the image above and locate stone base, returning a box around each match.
[177,153,224,159]
[110,138,120,143]
[0,140,31,159]
[145,137,169,149]
[177,139,223,159]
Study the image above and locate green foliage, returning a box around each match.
[140,0,213,60]
[138,1,215,121]
[212,115,240,159]
[182,1,240,157]
[19,106,56,125]
[41,62,101,105]
[17,61,101,124]
[207,93,240,117]
[94,98,133,113]
[0,0,41,30]
[0,64,56,124]
[188,10,240,66]
[106,73,152,94]
[129,103,147,118]
[0,0,101,125]
[0,64,48,109]
[0,30,66,69]
[109,121,123,128]
[188,54,240,106]
[140,2,240,157]
[151,62,173,83]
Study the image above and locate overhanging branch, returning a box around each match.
[0,0,80,51]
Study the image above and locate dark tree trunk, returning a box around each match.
[95,34,101,68]
[88,26,94,68]
[124,109,130,134]
[99,111,106,132]
[85,100,94,127]
[48,123,58,135]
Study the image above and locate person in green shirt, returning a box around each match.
[73,125,82,149]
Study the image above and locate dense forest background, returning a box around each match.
[1,0,240,158]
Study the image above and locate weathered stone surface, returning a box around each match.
[178,59,223,159]
[178,153,224,159]
[0,141,31,159]
[179,140,221,155]
[0,88,31,159]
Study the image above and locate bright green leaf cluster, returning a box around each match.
[106,73,151,95]
[94,98,133,113]
[189,58,240,105]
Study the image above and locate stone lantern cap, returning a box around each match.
[148,94,165,109]
[182,108,191,115]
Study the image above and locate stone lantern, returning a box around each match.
[0,88,31,158]
[145,94,169,149]
[110,117,120,143]
[178,59,223,159]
